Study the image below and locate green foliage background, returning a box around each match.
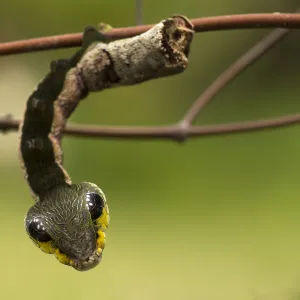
[1,1,300,299]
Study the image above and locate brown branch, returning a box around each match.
[1,114,300,140]
[1,12,300,141]
[181,26,291,126]
[1,13,300,56]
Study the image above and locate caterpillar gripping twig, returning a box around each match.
[19,15,194,271]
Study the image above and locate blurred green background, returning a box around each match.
[1,1,300,299]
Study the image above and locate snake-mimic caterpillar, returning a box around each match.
[20,15,194,271]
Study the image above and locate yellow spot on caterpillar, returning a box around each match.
[96,204,110,230]
[96,230,106,249]
[95,204,109,251]
[97,22,113,32]
[55,248,71,265]
[37,240,56,254]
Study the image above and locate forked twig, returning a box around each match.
[180,27,291,126]
[1,12,299,141]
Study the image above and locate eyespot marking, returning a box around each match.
[28,217,52,243]
[86,192,104,221]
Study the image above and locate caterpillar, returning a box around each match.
[19,15,194,271]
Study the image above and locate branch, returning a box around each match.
[181,27,291,125]
[1,13,299,141]
[1,13,300,55]
[1,114,300,140]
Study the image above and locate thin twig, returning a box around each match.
[1,114,300,140]
[181,27,291,126]
[1,13,300,141]
[135,0,143,25]
[1,13,300,55]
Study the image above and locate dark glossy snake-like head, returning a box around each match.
[25,182,109,271]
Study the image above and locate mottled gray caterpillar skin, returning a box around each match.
[77,15,194,91]
[51,16,194,149]
[52,16,194,138]
[20,15,193,271]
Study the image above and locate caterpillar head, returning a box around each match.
[25,182,109,271]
